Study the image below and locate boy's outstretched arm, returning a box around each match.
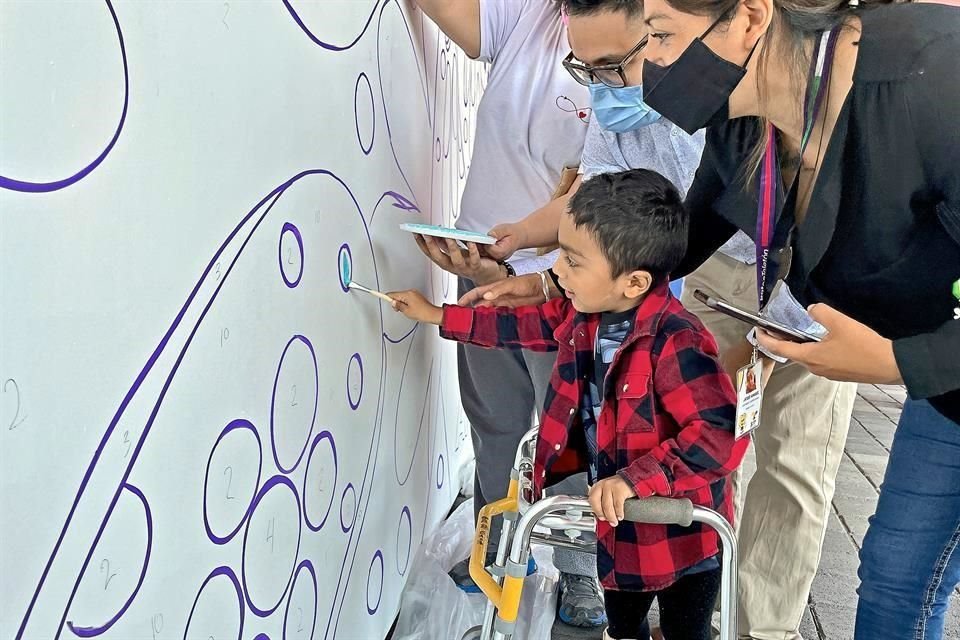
[618,328,749,498]
[389,290,444,325]
[388,289,568,352]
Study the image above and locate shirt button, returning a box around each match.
[622,384,629,392]
[542,471,547,478]
[569,408,576,415]
[555,443,561,450]
[569,338,575,346]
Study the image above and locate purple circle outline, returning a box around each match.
[0,0,129,193]
[282,559,317,640]
[337,243,352,292]
[279,222,305,288]
[65,484,152,637]
[270,335,319,474]
[354,73,375,155]
[346,352,363,410]
[302,431,338,532]
[436,454,445,489]
[254,635,271,640]
[241,475,304,618]
[339,483,357,533]
[366,550,384,615]
[182,565,244,640]
[203,419,262,545]
[397,506,412,576]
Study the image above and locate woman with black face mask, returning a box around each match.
[640,0,960,637]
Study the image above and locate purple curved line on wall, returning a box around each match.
[282,559,317,640]
[354,73,375,155]
[394,343,432,486]
[182,565,244,640]
[303,431,338,532]
[64,484,152,637]
[346,352,363,411]
[365,550,384,615]
[18,170,380,639]
[0,0,128,193]
[375,0,431,212]
[240,474,303,618]
[270,335,319,474]
[279,222,305,288]
[281,0,379,52]
[339,482,357,534]
[202,419,262,545]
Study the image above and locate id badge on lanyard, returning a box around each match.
[735,28,838,439]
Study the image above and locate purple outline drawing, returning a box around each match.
[346,353,363,411]
[270,335,319,474]
[396,507,412,576]
[282,559,317,640]
[339,483,357,534]
[0,0,128,193]
[279,222,305,288]
[354,73,375,156]
[303,431,338,533]
[365,550,384,616]
[182,565,244,640]
[202,419,263,545]
[337,243,352,292]
[282,0,379,52]
[64,484,151,637]
[16,170,384,640]
[240,474,303,619]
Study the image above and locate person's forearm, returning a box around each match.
[516,179,580,250]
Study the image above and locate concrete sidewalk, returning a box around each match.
[552,384,960,640]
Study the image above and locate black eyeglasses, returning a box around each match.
[562,36,647,88]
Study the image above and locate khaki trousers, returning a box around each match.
[681,252,857,640]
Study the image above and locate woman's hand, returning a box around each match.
[458,273,549,308]
[414,234,505,285]
[756,303,902,384]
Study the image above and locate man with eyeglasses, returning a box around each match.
[483,2,858,639]
[484,2,703,636]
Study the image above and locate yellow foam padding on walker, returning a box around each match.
[469,495,519,606]
[497,574,525,623]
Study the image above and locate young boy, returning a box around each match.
[389,169,747,640]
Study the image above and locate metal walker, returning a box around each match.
[460,428,738,640]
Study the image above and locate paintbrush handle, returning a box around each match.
[349,281,395,303]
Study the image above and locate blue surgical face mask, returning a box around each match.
[588,82,661,133]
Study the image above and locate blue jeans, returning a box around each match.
[856,399,960,639]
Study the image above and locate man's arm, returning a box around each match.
[486,176,581,261]
[412,0,481,58]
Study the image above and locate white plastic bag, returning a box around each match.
[393,499,559,640]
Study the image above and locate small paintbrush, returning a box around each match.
[347,280,396,304]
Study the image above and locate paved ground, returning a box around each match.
[552,385,960,640]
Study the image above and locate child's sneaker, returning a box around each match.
[558,573,607,627]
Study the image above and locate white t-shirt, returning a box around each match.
[456,0,589,273]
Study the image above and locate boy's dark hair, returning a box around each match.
[567,168,688,281]
[560,0,644,19]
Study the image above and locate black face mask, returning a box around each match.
[642,13,761,135]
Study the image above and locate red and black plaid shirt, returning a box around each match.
[441,282,746,592]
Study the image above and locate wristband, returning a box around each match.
[538,270,550,303]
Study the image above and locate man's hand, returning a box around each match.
[414,234,506,285]
[386,289,444,325]
[588,476,638,527]
[484,222,528,262]
[458,273,547,307]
